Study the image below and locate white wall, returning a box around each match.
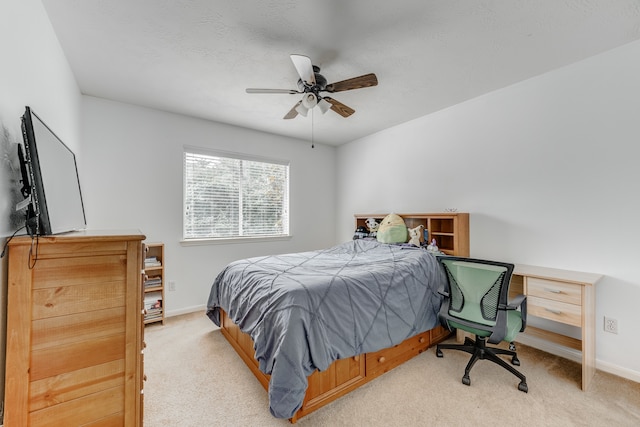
[81,96,337,315]
[0,0,83,417]
[337,40,640,380]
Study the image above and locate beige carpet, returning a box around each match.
[143,312,640,426]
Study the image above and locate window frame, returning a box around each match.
[181,146,291,244]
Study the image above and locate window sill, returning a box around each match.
[180,235,293,246]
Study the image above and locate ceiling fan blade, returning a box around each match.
[283,101,302,119]
[325,73,378,93]
[246,88,300,94]
[290,54,316,86]
[323,97,355,118]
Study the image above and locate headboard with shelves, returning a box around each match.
[354,212,470,256]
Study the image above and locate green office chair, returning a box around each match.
[435,256,528,392]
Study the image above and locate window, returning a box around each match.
[183,148,289,240]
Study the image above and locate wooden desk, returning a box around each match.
[510,264,602,391]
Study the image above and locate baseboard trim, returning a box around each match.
[165,304,206,318]
[516,334,640,383]
[596,359,640,383]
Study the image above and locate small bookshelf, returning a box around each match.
[144,242,165,325]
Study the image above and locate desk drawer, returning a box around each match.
[528,296,582,327]
[528,277,581,305]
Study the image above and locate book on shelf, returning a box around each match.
[145,306,162,314]
[144,256,162,267]
[144,291,162,310]
[144,310,162,322]
[144,276,162,288]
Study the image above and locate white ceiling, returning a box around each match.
[41,0,640,146]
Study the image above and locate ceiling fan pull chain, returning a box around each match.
[311,108,315,149]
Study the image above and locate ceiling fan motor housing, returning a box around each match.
[297,68,327,93]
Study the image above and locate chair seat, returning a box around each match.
[448,310,523,343]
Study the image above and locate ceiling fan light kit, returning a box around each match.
[294,94,331,119]
[317,98,331,114]
[294,102,308,117]
[301,93,318,109]
[246,54,378,120]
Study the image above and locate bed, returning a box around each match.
[206,213,469,422]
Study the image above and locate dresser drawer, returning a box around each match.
[528,296,582,327]
[527,277,582,305]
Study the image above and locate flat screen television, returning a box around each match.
[18,106,86,236]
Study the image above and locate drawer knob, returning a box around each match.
[352,355,360,362]
[419,337,426,343]
[545,308,562,315]
[544,287,562,294]
[378,356,386,363]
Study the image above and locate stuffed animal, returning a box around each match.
[364,218,380,237]
[408,224,424,247]
[376,213,408,244]
[353,226,369,240]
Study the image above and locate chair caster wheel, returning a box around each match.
[462,376,471,386]
[512,356,520,366]
[518,382,528,393]
[436,348,443,358]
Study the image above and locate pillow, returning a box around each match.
[376,213,408,244]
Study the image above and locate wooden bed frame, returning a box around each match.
[217,213,470,422]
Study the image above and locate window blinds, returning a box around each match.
[183,150,289,239]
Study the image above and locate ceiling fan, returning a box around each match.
[246,54,378,119]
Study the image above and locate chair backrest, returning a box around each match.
[438,257,514,327]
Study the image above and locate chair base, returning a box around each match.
[436,336,528,393]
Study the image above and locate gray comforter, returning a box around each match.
[206,239,446,418]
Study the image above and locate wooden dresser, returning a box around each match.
[4,230,145,426]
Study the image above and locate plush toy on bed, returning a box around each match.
[364,218,380,237]
[376,213,408,244]
[408,224,424,247]
[353,226,369,240]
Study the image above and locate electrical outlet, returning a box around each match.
[168,281,176,292]
[604,316,618,334]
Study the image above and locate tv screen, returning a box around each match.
[20,106,86,235]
